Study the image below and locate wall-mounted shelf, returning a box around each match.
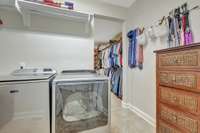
[16,0,94,34]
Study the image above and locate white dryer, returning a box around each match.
[52,70,111,133]
[0,68,56,133]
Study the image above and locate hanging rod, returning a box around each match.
[98,41,121,52]
[99,44,113,51]
[190,5,200,11]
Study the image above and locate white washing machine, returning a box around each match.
[0,68,56,133]
[52,70,111,133]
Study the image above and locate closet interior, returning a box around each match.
[94,18,123,99]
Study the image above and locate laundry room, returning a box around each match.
[0,0,200,133]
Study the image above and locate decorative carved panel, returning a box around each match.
[160,105,198,133]
[159,121,181,133]
[160,72,197,89]
[159,51,199,68]
[160,87,198,113]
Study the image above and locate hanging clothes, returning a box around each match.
[138,45,143,70]
[113,44,118,66]
[168,14,175,48]
[118,43,123,67]
[127,28,145,70]
[180,15,186,46]
[109,45,114,67]
[184,12,193,45]
[137,29,144,70]
[101,48,110,69]
[168,3,193,47]
[97,40,123,98]
[127,29,138,68]
[110,67,123,98]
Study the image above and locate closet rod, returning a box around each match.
[110,32,122,43]
[99,43,113,52]
[190,5,200,11]
[99,40,122,52]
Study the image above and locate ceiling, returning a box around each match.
[96,0,136,8]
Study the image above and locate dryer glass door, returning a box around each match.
[55,80,108,133]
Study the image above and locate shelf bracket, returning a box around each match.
[85,15,94,35]
[22,10,31,27]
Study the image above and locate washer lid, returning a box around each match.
[0,74,55,83]
[54,70,108,82]
[0,68,56,83]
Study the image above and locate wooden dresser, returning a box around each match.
[155,44,200,133]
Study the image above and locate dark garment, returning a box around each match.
[110,67,122,97]
[109,45,114,67]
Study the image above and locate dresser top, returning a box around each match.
[154,43,200,53]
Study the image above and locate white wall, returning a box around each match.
[124,0,200,125]
[94,17,122,43]
[0,0,128,75]
[0,29,94,75]
[0,9,94,75]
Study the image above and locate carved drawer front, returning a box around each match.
[159,121,181,133]
[158,50,200,69]
[160,87,200,115]
[160,104,199,133]
[159,71,200,91]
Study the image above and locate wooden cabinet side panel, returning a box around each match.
[156,53,160,133]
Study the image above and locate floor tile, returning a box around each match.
[111,94,155,133]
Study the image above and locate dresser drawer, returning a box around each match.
[159,71,200,92]
[158,50,200,70]
[160,86,200,115]
[159,104,200,133]
[159,120,181,133]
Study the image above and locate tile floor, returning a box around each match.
[111,93,155,133]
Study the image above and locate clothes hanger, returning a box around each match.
[182,3,189,15]
[159,16,166,25]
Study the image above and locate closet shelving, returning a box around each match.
[16,0,94,32]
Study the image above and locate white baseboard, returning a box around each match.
[122,102,156,127]
[122,101,129,109]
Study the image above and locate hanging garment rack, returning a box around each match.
[99,40,121,52]
[141,4,200,31]
[159,5,200,24]
[98,32,122,52]
[110,32,122,43]
[99,43,113,52]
